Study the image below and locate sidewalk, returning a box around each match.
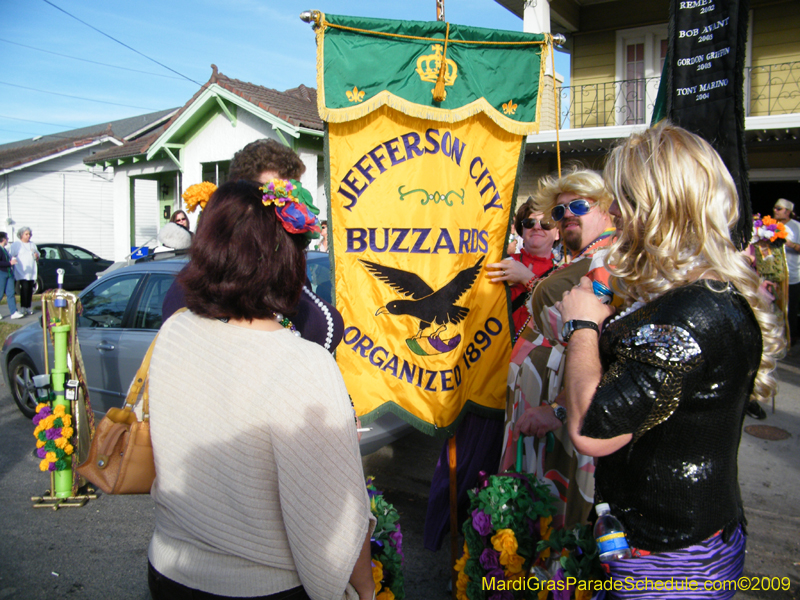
[738,347,800,598]
[0,298,43,328]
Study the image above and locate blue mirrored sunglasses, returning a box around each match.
[551,198,595,222]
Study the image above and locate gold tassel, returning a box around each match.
[432,23,450,102]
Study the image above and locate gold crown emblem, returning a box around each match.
[416,44,458,93]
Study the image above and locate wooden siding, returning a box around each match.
[749,2,800,117]
[133,179,158,248]
[570,32,617,128]
[0,149,116,259]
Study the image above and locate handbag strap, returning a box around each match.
[123,307,187,420]
[124,336,158,421]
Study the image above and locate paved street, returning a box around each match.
[0,338,798,598]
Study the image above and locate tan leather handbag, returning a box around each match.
[76,336,157,494]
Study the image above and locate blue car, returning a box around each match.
[2,251,409,454]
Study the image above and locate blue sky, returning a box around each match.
[0,0,569,145]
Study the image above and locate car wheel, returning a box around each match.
[34,276,43,295]
[9,353,39,419]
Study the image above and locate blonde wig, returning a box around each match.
[532,164,614,217]
[604,121,783,403]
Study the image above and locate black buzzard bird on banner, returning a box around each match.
[359,256,485,339]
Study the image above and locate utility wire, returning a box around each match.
[0,80,159,111]
[0,114,75,130]
[0,38,187,81]
[42,0,202,86]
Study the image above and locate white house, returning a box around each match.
[85,65,326,260]
[0,110,176,259]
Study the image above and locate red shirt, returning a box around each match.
[510,249,553,336]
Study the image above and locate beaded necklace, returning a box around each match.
[512,228,616,343]
[218,314,301,336]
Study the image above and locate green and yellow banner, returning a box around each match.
[316,13,549,435]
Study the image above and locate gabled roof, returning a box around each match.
[0,108,177,172]
[86,65,323,166]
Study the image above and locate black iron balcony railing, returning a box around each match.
[556,61,800,129]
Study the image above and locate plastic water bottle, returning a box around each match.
[594,503,632,562]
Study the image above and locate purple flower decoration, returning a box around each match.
[472,509,494,536]
[479,548,501,571]
[37,447,47,458]
[47,462,57,472]
[45,427,62,440]
[389,527,404,562]
[488,591,515,600]
[552,568,574,600]
[484,568,506,587]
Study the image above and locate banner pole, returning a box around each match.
[436,0,445,22]
[448,435,458,600]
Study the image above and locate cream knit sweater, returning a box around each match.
[148,311,374,599]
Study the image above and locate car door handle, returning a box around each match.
[97,343,116,351]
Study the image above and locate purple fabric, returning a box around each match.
[162,276,343,353]
[601,525,746,599]
[423,412,505,552]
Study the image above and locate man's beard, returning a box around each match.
[561,220,583,253]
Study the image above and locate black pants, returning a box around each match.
[789,282,800,345]
[148,562,312,600]
[18,279,34,309]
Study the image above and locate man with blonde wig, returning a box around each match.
[500,165,616,529]
[556,123,782,595]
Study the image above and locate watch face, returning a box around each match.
[554,406,567,422]
[561,321,572,340]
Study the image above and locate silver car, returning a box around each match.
[2,252,409,455]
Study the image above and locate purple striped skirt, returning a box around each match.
[596,525,746,600]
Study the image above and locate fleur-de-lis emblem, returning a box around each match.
[346,86,365,103]
[502,100,518,115]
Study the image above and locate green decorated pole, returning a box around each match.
[51,269,73,498]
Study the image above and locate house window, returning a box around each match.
[201,161,231,186]
[616,25,668,125]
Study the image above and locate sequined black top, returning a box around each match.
[582,280,762,552]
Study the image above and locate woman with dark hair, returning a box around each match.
[147,180,375,600]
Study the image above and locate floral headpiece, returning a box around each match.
[261,179,321,239]
[182,181,217,213]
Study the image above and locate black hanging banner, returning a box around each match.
[654,0,751,247]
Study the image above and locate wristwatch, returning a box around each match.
[549,401,567,424]
[561,319,599,342]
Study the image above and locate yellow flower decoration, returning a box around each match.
[41,415,55,429]
[502,99,518,115]
[33,424,44,437]
[372,560,383,590]
[503,552,525,575]
[63,444,74,456]
[61,414,72,426]
[456,572,470,600]
[55,437,68,449]
[346,86,365,103]
[377,589,395,600]
[35,403,48,413]
[182,181,217,213]
[61,426,74,439]
[454,542,469,572]
[45,451,57,463]
[491,528,518,557]
[576,589,593,600]
[36,440,45,448]
[53,404,66,416]
[538,588,550,600]
[39,459,51,472]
